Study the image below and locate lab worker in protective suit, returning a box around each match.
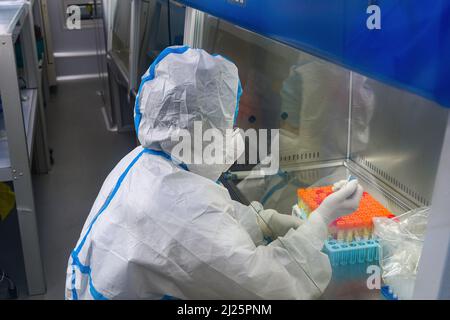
[66,46,363,300]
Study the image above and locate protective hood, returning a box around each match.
[135,46,243,181]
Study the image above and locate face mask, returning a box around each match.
[187,129,245,182]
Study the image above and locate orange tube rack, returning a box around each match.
[298,187,395,241]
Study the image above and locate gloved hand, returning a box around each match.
[332,180,351,192]
[312,180,364,226]
[251,202,303,239]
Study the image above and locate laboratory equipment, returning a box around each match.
[38,0,57,87]
[0,0,48,295]
[179,0,450,299]
[295,182,391,266]
[324,238,380,267]
[297,188,395,242]
[104,0,186,132]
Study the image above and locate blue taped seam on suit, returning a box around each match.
[71,253,107,300]
[71,268,78,300]
[74,150,148,255]
[234,81,243,125]
[70,149,188,300]
[153,149,190,171]
[73,149,187,257]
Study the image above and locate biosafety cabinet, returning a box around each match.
[178,0,450,299]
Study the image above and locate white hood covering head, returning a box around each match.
[135,46,243,180]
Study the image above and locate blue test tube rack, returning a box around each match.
[323,239,380,267]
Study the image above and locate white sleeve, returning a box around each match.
[268,214,332,298]
[228,200,265,246]
[201,205,332,300]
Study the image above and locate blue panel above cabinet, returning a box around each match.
[179,0,450,108]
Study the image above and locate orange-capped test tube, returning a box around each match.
[336,220,346,242]
[328,220,337,240]
[363,217,373,239]
[345,220,355,242]
[353,218,364,241]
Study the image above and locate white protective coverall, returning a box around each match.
[66,46,347,300]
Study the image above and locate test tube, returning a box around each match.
[363,217,371,240]
[353,219,363,241]
[336,220,346,242]
[328,221,337,240]
[345,220,355,242]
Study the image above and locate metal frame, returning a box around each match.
[105,51,133,132]
[183,6,203,48]
[37,0,57,86]
[0,1,49,295]
[128,0,141,94]
[414,111,450,299]
[26,0,51,173]
[102,0,116,52]
[103,0,134,132]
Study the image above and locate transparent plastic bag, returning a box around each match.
[373,207,430,300]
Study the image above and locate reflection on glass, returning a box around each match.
[199,15,351,213]
[112,0,132,72]
[137,0,185,82]
[200,15,350,167]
